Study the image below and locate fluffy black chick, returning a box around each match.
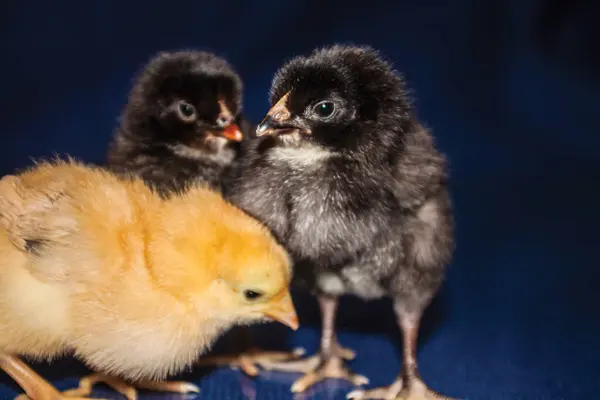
[106,50,255,196]
[224,45,456,399]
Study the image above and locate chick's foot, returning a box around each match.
[259,344,367,393]
[0,353,101,400]
[290,352,368,393]
[257,343,356,372]
[347,301,459,400]
[197,346,306,376]
[61,373,200,400]
[347,377,456,400]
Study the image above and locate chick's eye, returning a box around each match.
[243,290,263,301]
[313,101,335,118]
[176,101,197,122]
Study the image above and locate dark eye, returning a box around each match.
[244,290,263,300]
[313,101,335,118]
[176,101,197,122]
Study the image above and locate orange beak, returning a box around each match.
[215,100,243,142]
[263,291,299,330]
[221,123,243,141]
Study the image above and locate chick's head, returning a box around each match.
[127,50,245,149]
[149,188,298,330]
[256,44,413,158]
[211,232,296,329]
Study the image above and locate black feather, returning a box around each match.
[24,238,47,256]
[106,50,255,196]
[226,44,454,308]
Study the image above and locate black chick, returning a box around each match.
[224,45,456,399]
[106,50,255,196]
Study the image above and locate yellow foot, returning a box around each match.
[59,373,199,400]
[15,394,103,400]
[15,391,104,400]
[255,345,367,393]
[347,378,457,400]
[0,352,105,400]
[14,382,106,400]
[197,346,306,376]
[289,356,369,393]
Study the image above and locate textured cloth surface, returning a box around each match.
[1,0,599,399]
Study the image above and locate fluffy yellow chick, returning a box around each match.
[0,159,298,400]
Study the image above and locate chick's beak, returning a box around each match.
[215,100,243,142]
[221,124,243,141]
[256,92,307,137]
[263,291,299,330]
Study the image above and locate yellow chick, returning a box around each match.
[0,158,298,400]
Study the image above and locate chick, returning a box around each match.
[0,159,298,400]
[106,50,255,196]
[224,45,455,399]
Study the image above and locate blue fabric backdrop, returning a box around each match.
[1,0,599,399]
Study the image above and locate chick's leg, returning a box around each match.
[347,302,455,400]
[258,296,368,393]
[196,326,305,376]
[61,373,199,400]
[0,352,97,400]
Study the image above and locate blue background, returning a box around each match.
[1,0,599,399]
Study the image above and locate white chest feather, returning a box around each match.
[317,267,386,300]
[168,138,234,165]
[412,200,441,266]
[268,145,331,169]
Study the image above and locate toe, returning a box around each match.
[291,347,306,357]
[239,357,260,376]
[62,397,109,400]
[338,347,357,360]
[396,378,457,400]
[346,389,366,399]
[121,388,137,400]
[351,374,369,386]
[135,380,200,394]
[172,382,201,394]
[290,380,305,393]
[290,373,318,393]
[345,382,403,400]
[260,354,321,373]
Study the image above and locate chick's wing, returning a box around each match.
[0,171,75,255]
[0,161,140,283]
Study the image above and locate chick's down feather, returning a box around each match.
[225,45,456,399]
[106,50,255,197]
[0,159,297,400]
